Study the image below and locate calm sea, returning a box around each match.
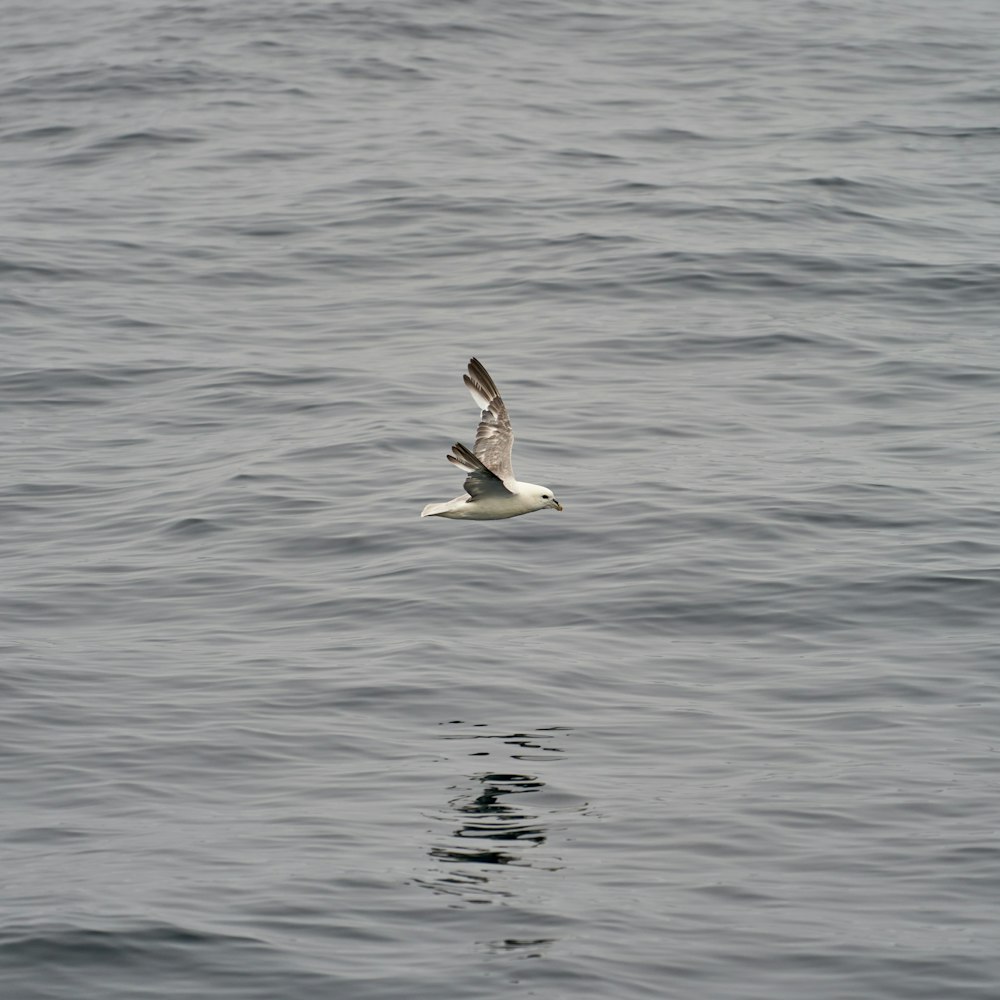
[4,1,1000,997]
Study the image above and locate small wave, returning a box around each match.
[0,920,261,962]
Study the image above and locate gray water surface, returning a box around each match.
[4,1,1000,998]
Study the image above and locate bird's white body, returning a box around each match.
[421,359,562,521]
[421,481,554,520]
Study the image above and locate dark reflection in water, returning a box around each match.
[436,722,570,762]
[417,722,574,905]
[483,937,556,958]
[431,771,546,866]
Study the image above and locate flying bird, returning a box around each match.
[421,358,563,520]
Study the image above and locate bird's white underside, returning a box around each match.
[421,481,549,520]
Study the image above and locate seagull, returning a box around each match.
[421,358,564,520]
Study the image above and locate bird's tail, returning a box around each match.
[421,500,456,518]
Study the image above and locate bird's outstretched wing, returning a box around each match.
[463,357,515,484]
[447,442,514,501]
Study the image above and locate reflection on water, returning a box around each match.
[482,937,556,958]
[436,722,570,762]
[430,771,547,866]
[417,722,576,905]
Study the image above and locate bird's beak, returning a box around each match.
[551,500,564,511]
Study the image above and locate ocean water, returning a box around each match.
[4,1,1000,997]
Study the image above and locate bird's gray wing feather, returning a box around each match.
[447,442,514,500]
[463,357,515,484]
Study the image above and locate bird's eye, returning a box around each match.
[542,494,550,499]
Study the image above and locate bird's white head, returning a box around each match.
[524,484,563,512]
